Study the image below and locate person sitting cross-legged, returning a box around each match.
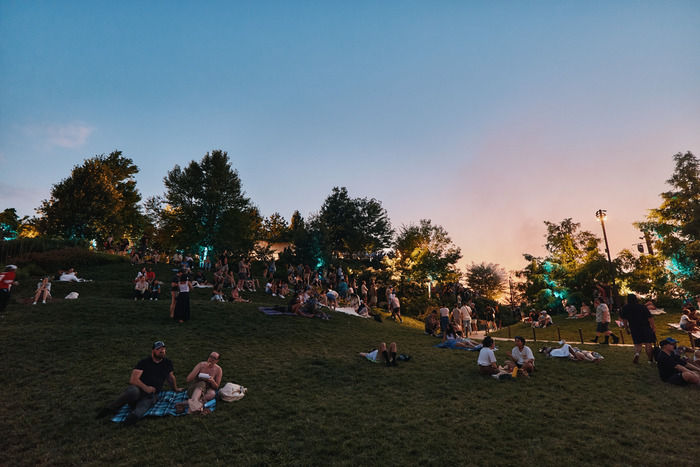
[504,336,535,375]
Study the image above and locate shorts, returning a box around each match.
[668,373,688,386]
[440,316,449,332]
[187,380,210,397]
[238,273,246,280]
[630,327,656,345]
[596,322,609,333]
[393,307,401,315]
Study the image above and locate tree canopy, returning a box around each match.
[151,150,255,256]
[465,262,506,300]
[393,219,461,284]
[36,151,144,241]
[637,151,700,294]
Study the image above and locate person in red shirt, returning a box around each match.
[0,264,18,312]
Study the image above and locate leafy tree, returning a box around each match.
[1,208,25,240]
[637,151,700,295]
[518,219,611,310]
[616,248,669,297]
[465,262,506,300]
[37,151,144,241]
[393,219,461,284]
[317,187,393,256]
[152,150,255,256]
[262,212,290,242]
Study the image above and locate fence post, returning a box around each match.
[619,330,625,345]
[532,327,536,342]
[507,326,511,338]
[579,328,584,345]
[557,327,561,342]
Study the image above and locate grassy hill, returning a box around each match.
[1,262,699,466]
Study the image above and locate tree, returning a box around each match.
[637,151,700,295]
[393,219,462,284]
[262,212,290,242]
[153,150,255,256]
[465,262,506,300]
[616,249,668,297]
[37,151,144,241]
[317,187,393,256]
[518,219,610,310]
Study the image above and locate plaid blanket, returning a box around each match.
[111,391,216,422]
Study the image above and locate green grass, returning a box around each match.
[2,263,700,466]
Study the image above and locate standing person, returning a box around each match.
[590,298,619,345]
[385,286,393,314]
[460,302,472,337]
[450,305,463,337]
[620,294,656,364]
[237,258,248,291]
[173,270,192,322]
[0,265,18,312]
[505,336,535,374]
[267,258,276,280]
[439,304,451,342]
[96,341,182,426]
[360,280,368,303]
[369,280,378,308]
[390,293,403,323]
[169,270,181,318]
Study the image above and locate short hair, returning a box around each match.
[627,294,638,305]
[482,336,494,347]
[514,336,525,344]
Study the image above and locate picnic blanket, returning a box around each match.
[667,323,700,339]
[111,390,216,422]
[649,308,666,315]
[334,306,370,318]
[434,340,491,351]
[259,306,295,316]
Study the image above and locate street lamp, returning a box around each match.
[595,209,612,263]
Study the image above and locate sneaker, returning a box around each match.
[42,300,46,304]
[32,302,37,305]
[492,374,500,380]
[633,354,640,364]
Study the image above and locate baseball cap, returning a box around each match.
[153,341,166,349]
[659,337,677,346]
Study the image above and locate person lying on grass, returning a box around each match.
[360,342,399,366]
[539,342,603,362]
[185,351,222,413]
[657,337,700,387]
[477,336,510,377]
[505,336,535,374]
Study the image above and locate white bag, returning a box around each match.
[219,382,246,402]
[65,292,79,299]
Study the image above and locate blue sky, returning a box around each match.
[1,1,699,271]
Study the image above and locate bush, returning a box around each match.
[0,237,90,263]
[7,247,127,276]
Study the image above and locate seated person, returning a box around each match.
[566,304,577,318]
[193,270,208,286]
[424,309,439,336]
[33,277,52,305]
[265,280,277,296]
[228,288,249,303]
[186,352,222,412]
[276,281,288,298]
[657,337,700,386]
[289,291,313,318]
[679,308,698,332]
[146,268,156,284]
[149,280,161,300]
[533,311,553,328]
[134,276,149,300]
[527,309,538,323]
[477,336,509,377]
[211,285,224,302]
[505,336,535,374]
[356,300,371,317]
[59,268,82,282]
[359,342,399,366]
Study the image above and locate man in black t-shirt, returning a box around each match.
[97,341,181,426]
[656,338,700,386]
[620,294,656,364]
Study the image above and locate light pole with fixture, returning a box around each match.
[595,209,612,263]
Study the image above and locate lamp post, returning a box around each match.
[595,209,612,263]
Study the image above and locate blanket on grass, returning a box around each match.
[259,306,296,316]
[667,323,700,339]
[434,340,490,351]
[111,390,215,422]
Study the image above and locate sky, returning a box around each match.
[1,1,699,273]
